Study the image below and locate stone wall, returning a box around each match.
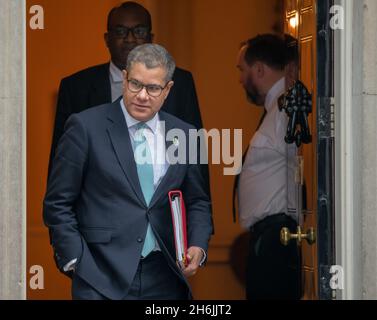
[358,0,377,299]
[0,0,26,299]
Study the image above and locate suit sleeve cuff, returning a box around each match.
[63,258,77,272]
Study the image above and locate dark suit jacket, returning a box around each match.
[43,101,213,300]
[49,63,206,180]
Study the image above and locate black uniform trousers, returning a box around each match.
[246,213,302,300]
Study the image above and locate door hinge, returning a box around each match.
[318,96,335,139]
[330,97,335,138]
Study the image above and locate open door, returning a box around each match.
[282,0,335,300]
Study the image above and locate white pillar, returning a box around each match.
[336,0,360,300]
[335,0,377,300]
[0,0,26,299]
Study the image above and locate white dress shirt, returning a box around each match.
[109,61,123,102]
[238,77,298,229]
[120,99,169,186]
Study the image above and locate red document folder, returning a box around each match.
[168,190,188,269]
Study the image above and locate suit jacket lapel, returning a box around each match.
[149,112,182,208]
[89,63,112,107]
[106,102,146,207]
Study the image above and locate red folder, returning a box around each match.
[168,190,188,269]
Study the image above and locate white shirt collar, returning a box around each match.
[120,98,159,133]
[109,61,124,83]
[265,77,285,112]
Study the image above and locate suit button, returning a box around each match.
[137,237,143,243]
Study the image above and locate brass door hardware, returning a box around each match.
[280,226,316,246]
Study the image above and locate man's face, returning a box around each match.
[105,9,152,70]
[237,46,264,106]
[123,62,173,122]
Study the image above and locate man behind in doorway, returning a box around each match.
[236,34,301,300]
[44,43,213,300]
[48,1,209,197]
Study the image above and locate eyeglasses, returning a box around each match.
[108,25,150,40]
[126,78,168,97]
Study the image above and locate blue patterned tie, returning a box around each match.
[133,123,157,258]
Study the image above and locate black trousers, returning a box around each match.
[246,214,302,300]
[72,252,189,300]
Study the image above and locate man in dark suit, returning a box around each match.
[44,43,213,300]
[48,1,208,194]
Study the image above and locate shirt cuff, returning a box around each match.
[63,258,77,272]
[199,248,207,267]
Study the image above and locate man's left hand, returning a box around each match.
[182,246,204,277]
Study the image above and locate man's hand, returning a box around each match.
[182,246,204,277]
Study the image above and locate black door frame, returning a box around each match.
[316,0,336,300]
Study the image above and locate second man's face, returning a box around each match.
[105,9,152,70]
[123,62,173,122]
[237,46,265,107]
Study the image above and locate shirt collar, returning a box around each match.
[109,61,124,83]
[120,98,158,133]
[265,77,285,112]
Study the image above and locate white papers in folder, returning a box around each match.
[171,195,186,269]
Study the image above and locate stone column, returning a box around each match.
[359,0,377,299]
[0,0,26,299]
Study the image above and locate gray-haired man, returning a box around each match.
[44,44,213,300]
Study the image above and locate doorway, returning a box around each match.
[26,0,334,300]
[283,0,335,300]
